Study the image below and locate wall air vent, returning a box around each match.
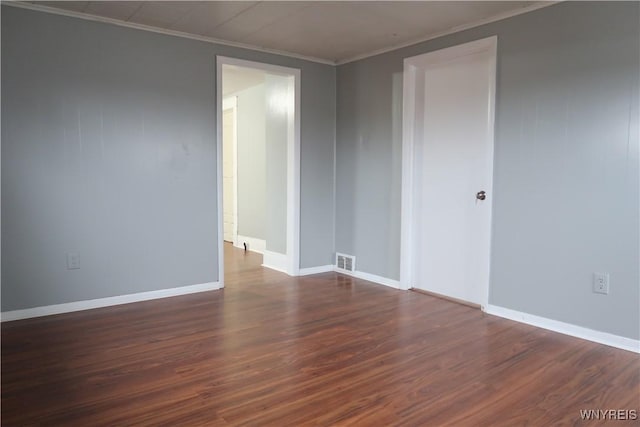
[335,253,356,272]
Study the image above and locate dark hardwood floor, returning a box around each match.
[2,244,638,425]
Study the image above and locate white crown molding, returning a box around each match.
[1,281,221,322]
[5,1,560,67]
[1,0,335,66]
[335,1,560,65]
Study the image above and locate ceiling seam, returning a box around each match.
[167,5,197,31]
[126,2,145,23]
[210,1,261,32]
[237,2,315,47]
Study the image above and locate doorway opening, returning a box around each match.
[216,57,300,286]
[400,37,497,309]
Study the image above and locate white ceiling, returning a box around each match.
[29,1,548,64]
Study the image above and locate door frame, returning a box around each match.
[399,36,497,309]
[222,96,238,247]
[216,56,301,286]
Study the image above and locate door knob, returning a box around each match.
[476,191,486,200]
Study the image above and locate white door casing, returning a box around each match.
[216,56,301,285]
[222,97,237,245]
[400,36,497,308]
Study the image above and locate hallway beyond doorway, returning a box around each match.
[224,242,262,277]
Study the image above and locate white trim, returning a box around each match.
[262,250,289,274]
[335,2,558,65]
[400,36,498,308]
[232,98,239,248]
[298,263,401,288]
[235,235,266,255]
[485,39,498,310]
[217,56,301,278]
[485,305,640,354]
[216,59,225,287]
[287,70,302,277]
[405,36,498,68]
[298,265,335,276]
[399,58,416,292]
[4,0,557,67]
[222,96,239,247]
[3,1,334,66]
[0,282,222,322]
[335,269,401,290]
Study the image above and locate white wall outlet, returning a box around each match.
[593,272,609,295]
[66,252,80,270]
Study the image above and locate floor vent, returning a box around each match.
[336,253,356,272]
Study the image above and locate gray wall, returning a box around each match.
[336,1,639,340]
[264,75,290,254]
[1,6,336,311]
[235,83,266,241]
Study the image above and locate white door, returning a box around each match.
[402,37,497,307]
[222,102,236,243]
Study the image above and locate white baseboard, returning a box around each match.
[1,282,222,322]
[296,262,400,289]
[262,250,288,273]
[298,265,335,276]
[235,235,266,254]
[485,304,639,354]
[335,268,401,289]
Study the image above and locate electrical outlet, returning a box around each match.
[593,272,609,295]
[67,252,80,270]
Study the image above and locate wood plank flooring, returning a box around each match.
[2,244,638,425]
